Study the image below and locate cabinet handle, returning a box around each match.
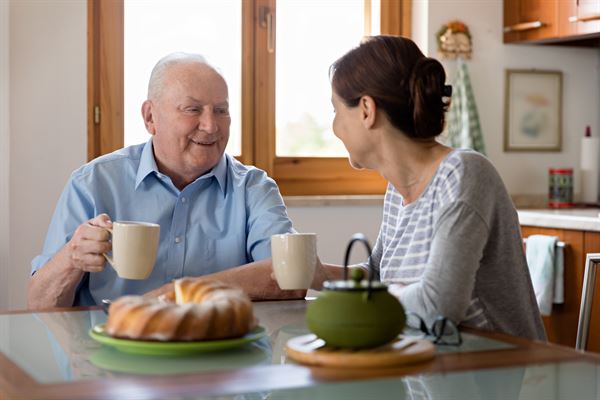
[503,21,545,33]
[569,14,600,23]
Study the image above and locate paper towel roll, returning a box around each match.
[581,170,599,203]
[581,136,600,203]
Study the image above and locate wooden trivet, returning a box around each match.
[285,334,435,368]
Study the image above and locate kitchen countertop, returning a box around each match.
[518,208,600,232]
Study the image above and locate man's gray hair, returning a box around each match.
[147,52,220,100]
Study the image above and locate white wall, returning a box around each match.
[422,0,600,196]
[0,1,10,311]
[411,0,429,55]
[287,204,382,266]
[6,1,87,310]
[2,1,598,310]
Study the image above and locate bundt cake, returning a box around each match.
[105,278,256,341]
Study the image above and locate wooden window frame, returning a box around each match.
[88,0,410,195]
[88,0,124,159]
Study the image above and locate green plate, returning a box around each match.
[89,324,267,356]
[90,343,271,375]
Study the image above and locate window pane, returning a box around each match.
[124,0,241,155]
[275,0,367,157]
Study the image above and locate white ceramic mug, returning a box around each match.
[271,233,317,290]
[103,221,160,280]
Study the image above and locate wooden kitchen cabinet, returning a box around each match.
[558,0,579,36]
[521,226,600,352]
[583,231,600,352]
[576,0,600,35]
[504,0,559,42]
[504,0,600,44]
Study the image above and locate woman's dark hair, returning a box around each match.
[330,35,450,139]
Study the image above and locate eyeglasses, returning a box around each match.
[405,312,463,346]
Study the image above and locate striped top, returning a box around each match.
[369,149,546,340]
[376,151,462,284]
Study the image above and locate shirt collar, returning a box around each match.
[135,138,228,196]
[135,138,159,189]
[209,153,228,196]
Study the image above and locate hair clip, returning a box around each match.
[443,85,453,97]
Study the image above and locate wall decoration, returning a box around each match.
[436,20,472,60]
[504,70,562,152]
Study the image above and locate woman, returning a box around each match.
[323,35,545,340]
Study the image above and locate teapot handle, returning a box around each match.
[343,233,374,299]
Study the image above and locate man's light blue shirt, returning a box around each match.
[32,139,293,305]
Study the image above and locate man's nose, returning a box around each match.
[198,110,218,134]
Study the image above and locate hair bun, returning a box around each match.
[410,57,449,139]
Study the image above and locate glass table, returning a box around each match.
[0,300,598,399]
[192,361,600,400]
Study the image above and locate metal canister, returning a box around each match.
[548,168,574,208]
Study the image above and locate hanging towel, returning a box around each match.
[553,242,564,304]
[525,235,565,316]
[447,58,486,154]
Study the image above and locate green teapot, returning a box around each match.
[306,233,406,349]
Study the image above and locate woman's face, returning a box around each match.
[331,90,369,170]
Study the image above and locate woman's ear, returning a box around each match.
[141,100,156,135]
[359,95,377,129]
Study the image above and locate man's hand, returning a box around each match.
[256,262,306,300]
[161,259,306,301]
[28,213,114,309]
[143,281,176,301]
[65,214,113,273]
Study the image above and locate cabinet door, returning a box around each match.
[504,0,522,42]
[504,0,599,42]
[519,0,559,40]
[576,0,600,35]
[558,0,579,37]
[521,226,585,347]
[583,231,600,352]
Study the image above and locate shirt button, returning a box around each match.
[175,236,182,244]
[181,197,187,203]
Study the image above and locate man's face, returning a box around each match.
[143,63,230,185]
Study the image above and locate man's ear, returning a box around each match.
[359,95,377,129]
[141,100,156,135]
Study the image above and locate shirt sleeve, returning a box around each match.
[244,170,294,261]
[396,200,489,325]
[31,172,97,274]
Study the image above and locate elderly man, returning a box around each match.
[28,53,299,309]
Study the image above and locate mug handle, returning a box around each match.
[101,227,114,266]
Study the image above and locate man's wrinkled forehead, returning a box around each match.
[150,60,227,101]
[165,62,223,85]
[157,63,228,102]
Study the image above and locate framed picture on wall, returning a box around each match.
[504,69,562,152]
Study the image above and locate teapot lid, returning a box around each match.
[323,267,388,292]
